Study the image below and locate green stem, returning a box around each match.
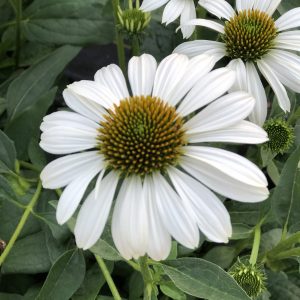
[0,181,42,266]
[95,255,121,300]
[15,0,22,68]
[139,256,153,300]
[126,259,141,272]
[19,161,41,172]
[112,0,126,73]
[249,224,261,265]
[131,35,140,56]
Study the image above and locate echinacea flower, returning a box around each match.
[140,0,196,38]
[40,53,269,261]
[174,0,300,126]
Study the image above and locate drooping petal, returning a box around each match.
[275,31,300,52]
[152,54,189,104]
[199,0,235,20]
[162,0,185,25]
[227,59,247,91]
[184,91,255,134]
[40,151,103,189]
[168,166,232,243]
[63,89,107,123]
[128,54,157,96]
[180,0,197,38]
[75,172,118,250]
[153,173,200,249]
[187,120,268,144]
[275,7,300,31]
[173,40,226,62]
[181,155,269,202]
[143,176,172,260]
[178,18,225,34]
[246,62,268,126]
[112,176,148,259]
[94,64,129,101]
[257,59,291,112]
[178,68,236,116]
[56,165,103,225]
[140,0,169,12]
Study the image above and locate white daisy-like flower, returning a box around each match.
[40,53,269,261]
[140,0,196,38]
[174,0,300,126]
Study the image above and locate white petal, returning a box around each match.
[185,91,255,134]
[63,89,106,123]
[128,54,157,96]
[264,49,300,93]
[112,176,148,260]
[144,176,172,260]
[187,120,268,144]
[40,151,103,189]
[75,172,118,250]
[275,31,300,52]
[152,54,189,104]
[265,0,281,16]
[227,59,247,91]
[140,0,169,11]
[94,64,129,101]
[162,0,185,25]
[181,156,269,202]
[257,59,291,112]
[178,68,236,116]
[246,62,268,126]
[168,167,232,243]
[173,40,226,62]
[179,18,225,34]
[275,7,300,31]
[253,0,269,13]
[56,164,103,224]
[199,0,235,20]
[236,0,254,11]
[180,0,197,38]
[153,173,199,249]
[166,54,215,107]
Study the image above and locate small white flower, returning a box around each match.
[174,0,300,126]
[140,0,196,38]
[40,53,269,261]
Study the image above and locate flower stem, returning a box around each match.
[112,0,126,73]
[139,256,153,300]
[95,255,121,300]
[0,181,42,266]
[19,161,41,172]
[15,0,22,68]
[131,35,140,56]
[249,223,261,265]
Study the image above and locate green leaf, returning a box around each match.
[161,258,251,300]
[267,160,280,185]
[272,146,300,230]
[1,231,51,274]
[36,249,86,300]
[6,45,80,121]
[231,223,253,240]
[0,97,6,115]
[0,293,23,300]
[0,130,16,172]
[28,138,47,169]
[73,262,114,300]
[5,87,57,159]
[160,282,186,300]
[203,246,236,269]
[23,0,114,45]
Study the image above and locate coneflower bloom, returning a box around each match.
[40,53,269,261]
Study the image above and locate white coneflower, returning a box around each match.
[174,0,300,126]
[140,0,197,38]
[40,53,269,261]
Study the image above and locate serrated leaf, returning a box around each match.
[161,258,251,300]
[272,146,300,230]
[6,45,80,121]
[36,249,86,300]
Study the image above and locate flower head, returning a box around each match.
[40,53,269,261]
[174,0,300,126]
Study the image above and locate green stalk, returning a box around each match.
[0,181,42,266]
[249,224,261,265]
[15,0,22,68]
[112,0,126,73]
[131,35,140,56]
[95,255,121,300]
[139,256,153,300]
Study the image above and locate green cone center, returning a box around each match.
[224,9,277,61]
[98,96,186,176]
